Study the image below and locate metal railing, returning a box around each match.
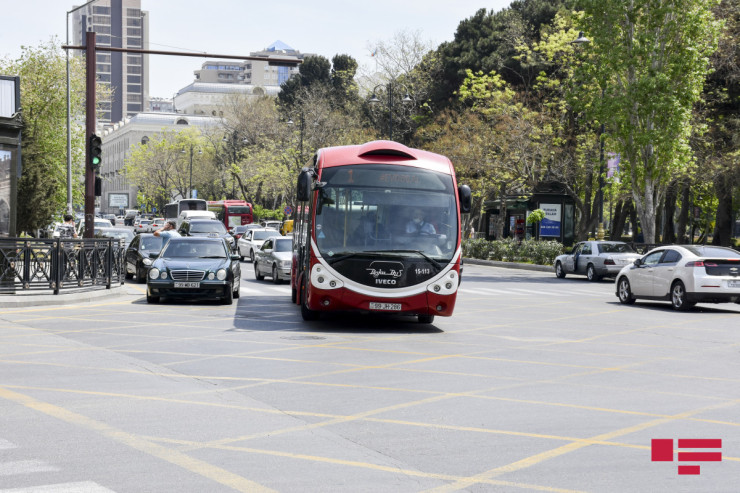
[0,237,125,295]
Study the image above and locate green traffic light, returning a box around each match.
[92,157,101,165]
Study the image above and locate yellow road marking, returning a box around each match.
[0,386,275,493]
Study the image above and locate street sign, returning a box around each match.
[284,205,293,216]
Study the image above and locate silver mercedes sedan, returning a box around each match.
[554,241,641,281]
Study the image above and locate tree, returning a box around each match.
[0,40,86,232]
[577,0,722,243]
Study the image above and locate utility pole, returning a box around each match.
[84,31,96,239]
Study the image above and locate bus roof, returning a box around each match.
[316,141,454,175]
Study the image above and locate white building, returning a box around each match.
[99,113,221,213]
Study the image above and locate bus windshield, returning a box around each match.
[314,164,458,262]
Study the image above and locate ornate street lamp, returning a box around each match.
[368,82,412,141]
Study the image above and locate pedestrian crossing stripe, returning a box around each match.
[0,481,116,492]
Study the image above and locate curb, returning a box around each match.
[463,258,553,273]
[0,284,141,308]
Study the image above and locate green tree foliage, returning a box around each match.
[435,1,573,106]
[278,55,332,108]
[0,40,86,232]
[578,0,722,243]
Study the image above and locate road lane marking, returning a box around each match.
[0,460,60,476]
[0,387,275,493]
[0,481,116,492]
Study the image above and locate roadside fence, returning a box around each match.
[0,237,125,295]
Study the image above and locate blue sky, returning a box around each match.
[1,0,512,98]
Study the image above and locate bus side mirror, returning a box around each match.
[458,185,472,214]
[297,170,312,202]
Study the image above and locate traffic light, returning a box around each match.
[89,134,102,171]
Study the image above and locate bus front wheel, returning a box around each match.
[418,314,435,324]
[301,283,319,321]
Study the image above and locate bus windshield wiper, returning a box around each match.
[380,250,443,271]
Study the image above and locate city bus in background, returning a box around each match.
[163,199,208,222]
[207,200,254,229]
[291,140,471,323]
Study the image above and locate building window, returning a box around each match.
[128,37,142,47]
[127,27,141,36]
[127,8,141,16]
[98,74,111,82]
[95,25,111,34]
[127,56,142,65]
[92,15,109,24]
[97,64,111,73]
[127,66,142,74]
[97,35,111,45]
[127,75,141,84]
[96,53,111,63]
[127,84,141,93]
[127,18,141,27]
[127,104,142,112]
[93,6,110,14]
[127,94,141,102]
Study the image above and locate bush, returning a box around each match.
[462,238,564,265]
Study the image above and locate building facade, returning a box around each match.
[73,0,149,125]
[192,40,306,88]
[99,113,220,213]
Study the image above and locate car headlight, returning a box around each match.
[208,272,215,280]
[160,270,168,279]
[149,268,160,279]
[281,260,291,268]
[143,257,153,266]
[216,269,227,280]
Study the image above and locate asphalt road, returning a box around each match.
[0,263,739,492]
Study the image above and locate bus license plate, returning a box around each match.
[174,282,200,288]
[728,280,740,288]
[369,302,401,311]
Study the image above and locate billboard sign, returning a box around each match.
[108,193,129,208]
[539,203,561,237]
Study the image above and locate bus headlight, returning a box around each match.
[216,269,227,280]
[427,271,458,295]
[149,268,160,280]
[311,264,342,290]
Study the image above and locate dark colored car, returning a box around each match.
[124,233,164,283]
[179,218,236,252]
[146,237,241,304]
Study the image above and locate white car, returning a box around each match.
[237,228,280,262]
[615,245,740,310]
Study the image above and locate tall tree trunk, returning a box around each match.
[712,172,734,246]
[662,181,678,244]
[676,181,690,243]
[610,198,632,241]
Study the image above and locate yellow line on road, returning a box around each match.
[0,386,275,493]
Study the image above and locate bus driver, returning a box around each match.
[406,209,436,235]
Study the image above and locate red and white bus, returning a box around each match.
[291,140,471,323]
[207,200,254,229]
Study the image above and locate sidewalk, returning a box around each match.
[463,257,553,273]
[0,284,143,308]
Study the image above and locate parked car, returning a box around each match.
[254,236,292,284]
[134,219,153,234]
[95,227,135,250]
[146,237,241,304]
[615,245,740,311]
[178,218,235,251]
[124,233,164,283]
[237,228,280,262]
[554,241,641,281]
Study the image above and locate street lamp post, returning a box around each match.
[369,82,412,141]
[182,145,202,199]
[286,113,305,161]
[571,31,606,240]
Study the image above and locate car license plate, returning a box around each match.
[369,302,402,311]
[728,280,740,288]
[174,282,200,288]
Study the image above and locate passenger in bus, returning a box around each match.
[353,211,389,246]
[406,209,436,235]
